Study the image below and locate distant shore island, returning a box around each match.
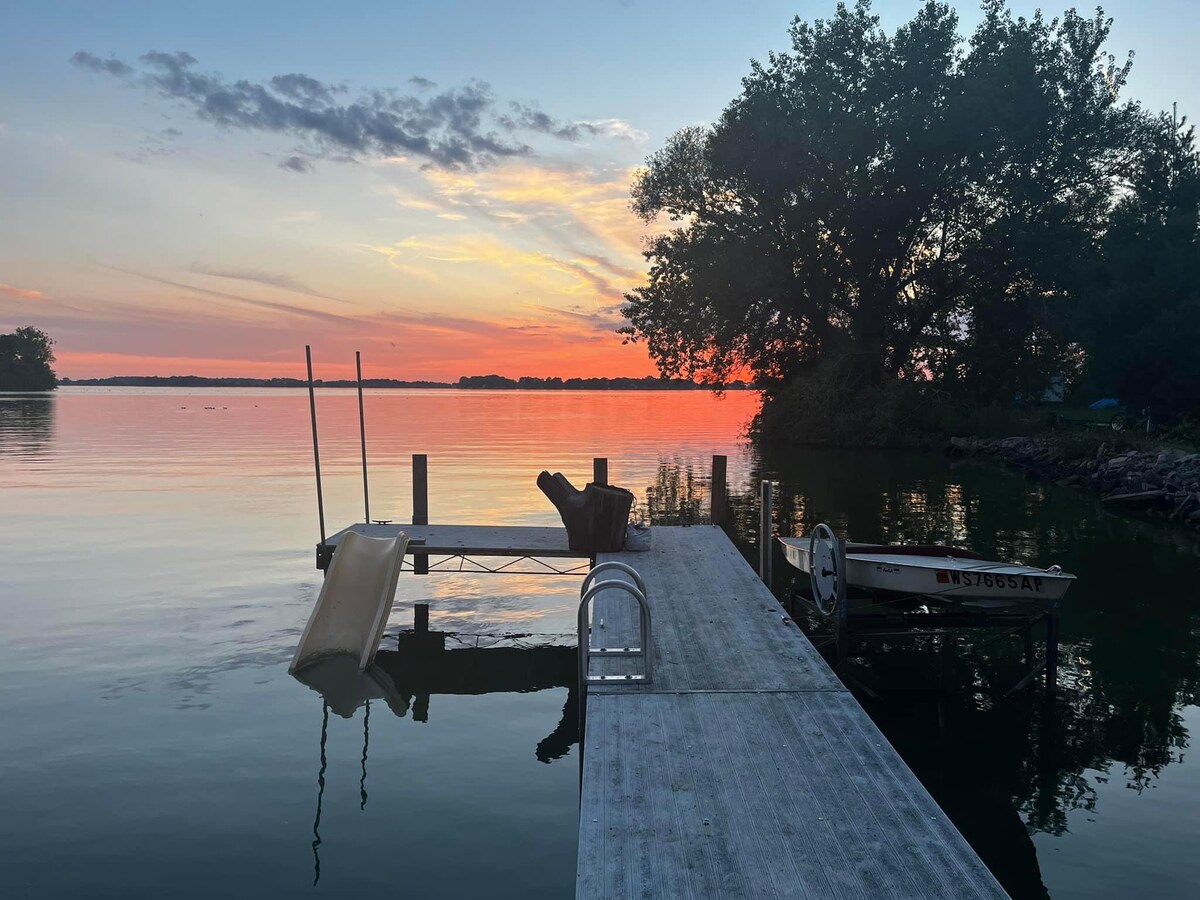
[59,374,752,391]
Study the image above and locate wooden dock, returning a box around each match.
[318,522,587,571]
[578,526,1006,899]
[322,522,581,559]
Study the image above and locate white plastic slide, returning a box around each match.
[289,530,410,674]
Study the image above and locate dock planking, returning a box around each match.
[320,522,585,566]
[578,526,1007,899]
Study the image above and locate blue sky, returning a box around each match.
[1,1,1195,378]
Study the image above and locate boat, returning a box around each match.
[778,524,1076,610]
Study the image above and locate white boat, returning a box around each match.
[778,526,1075,609]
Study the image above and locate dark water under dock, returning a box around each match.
[2,388,1199,898]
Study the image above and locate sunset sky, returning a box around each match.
[2,0,1196,380]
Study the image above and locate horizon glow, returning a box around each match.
[1,1,1195,381]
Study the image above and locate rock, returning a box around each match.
[1103,490,1167,505]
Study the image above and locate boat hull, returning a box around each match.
[777,538,1074,607]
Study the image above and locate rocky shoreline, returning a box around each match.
[947,435,1200,529]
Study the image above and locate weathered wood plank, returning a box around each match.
[579,692,1007,899]
[585,526,842,692]
[577,526,1007,899]
[323,522,584,558]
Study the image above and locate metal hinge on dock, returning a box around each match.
[577,562,653,687]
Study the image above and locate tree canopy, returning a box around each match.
[621,1,1190,419]
[0,327,58,391]
[1082,112,1200,418]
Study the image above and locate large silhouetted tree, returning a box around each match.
[622,1,1142,408]
[1083,113,1200,418]
[0,327,58,391]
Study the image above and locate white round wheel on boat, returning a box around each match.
[808,523,841,616]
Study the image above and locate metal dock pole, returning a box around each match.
[305,345,327,559]
[758,479,773,587]
[355,351,370,524]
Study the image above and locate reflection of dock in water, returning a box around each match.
[293,639,579,758]
[292,637,578,885]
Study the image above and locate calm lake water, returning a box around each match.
[2,388,1198,898]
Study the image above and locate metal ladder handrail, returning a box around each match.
[577,575,653,687]
[580,560,647,599]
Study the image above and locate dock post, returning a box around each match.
[593,457,608,487]
[414,602,429,635]
[305,346,327,551]
[758,479,773,588]
[356,351,370,524]
[1045,609,1060,694]
[835,537,849,670]
[710,455,727,526]
[413,454,429,575]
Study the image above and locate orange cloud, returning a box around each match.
[362,233,638,305]
[0,283,45,299]
[423,162,651,256]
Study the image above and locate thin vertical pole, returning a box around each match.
[356,351,370,524]
[1045,609,1060,695]
[306,345,326,546]
[414,602,430,635]
[710,455,727,525]
[413,454,429,575]
[758,479,773,586]
[835,537,849,671]
[593,457,608,487]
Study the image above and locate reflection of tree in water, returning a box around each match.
[634,459,704,525]
[648,448,1200,898]
[0,396,55,456]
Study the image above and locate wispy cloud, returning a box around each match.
[187,263,345,303]
[70,50,636,172]
[0,283,45,299]
[499,105,647,143]
[279,155,312,173]
[118,126,183,163]
[68,51,132,77]
[110,266,355,327]
[361,233,633,302]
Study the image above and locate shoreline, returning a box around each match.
[948,435,1200,531]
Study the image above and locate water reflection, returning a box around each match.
[292,644,580,883]
[637,459,707,525]
[0,394,55,457]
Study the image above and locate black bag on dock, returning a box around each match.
[536,471,634,553]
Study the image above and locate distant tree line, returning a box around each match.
[60,373,748,390]
[621,0,1200,441]
[0,326,57,391]
[454,374,748,390]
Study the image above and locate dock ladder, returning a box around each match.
[577,561,653,690]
